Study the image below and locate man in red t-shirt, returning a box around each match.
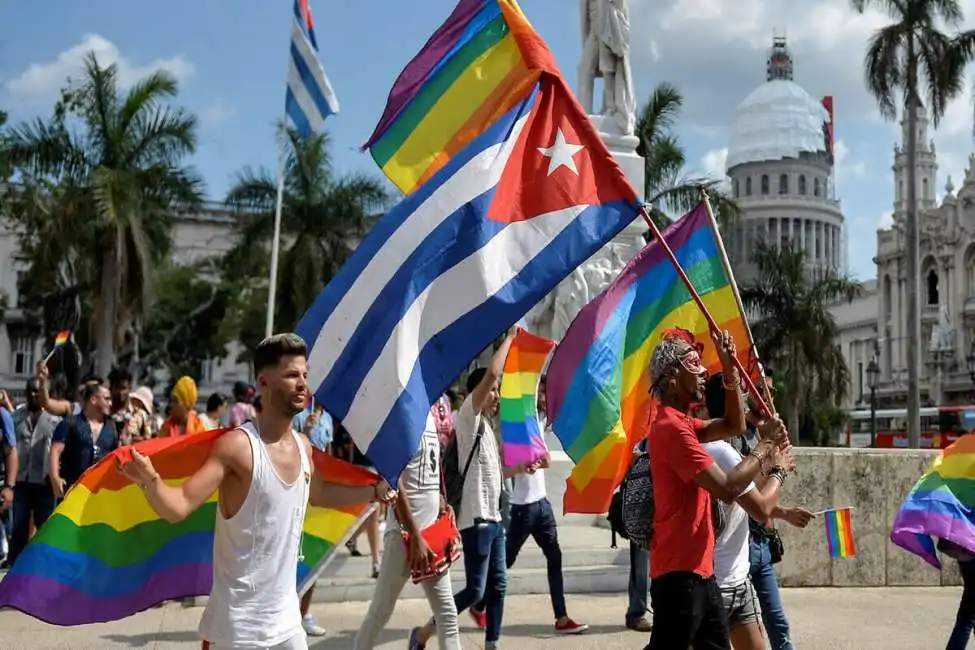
[644,330,786,650]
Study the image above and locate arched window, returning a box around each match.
[927,268,940,306]
[778,173,788,194]
[814,177,822,197]
[761,174,769,195]
[746,177,752,195]
[798,175,807,195]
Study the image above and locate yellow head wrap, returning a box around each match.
[171,376,198,409]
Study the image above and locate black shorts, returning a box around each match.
[645,571,731,650]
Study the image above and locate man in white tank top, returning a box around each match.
[118,333,396,650]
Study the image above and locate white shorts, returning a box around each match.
[203,632,308,650]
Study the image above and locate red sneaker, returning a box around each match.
[469,608,487,629]
[555,618,589,635]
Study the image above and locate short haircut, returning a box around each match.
[82,382,104,403]
[206,392,227,412]
[704,374,726,418]
[108,366,133,386]
[253,333,307,375]
[466,367,487,395]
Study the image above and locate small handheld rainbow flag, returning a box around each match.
[499,329,555,467]
[820,507,857,558]
[42,330,71,363]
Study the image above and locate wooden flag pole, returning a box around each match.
[637,204,773,418]
[699,195,778,415]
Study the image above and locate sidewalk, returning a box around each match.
[0,588,963,649]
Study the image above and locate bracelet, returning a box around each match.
[139,474,159,491]
[766,467,788,485]
[721,371,740,390]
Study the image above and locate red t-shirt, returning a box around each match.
[648,405,716,579]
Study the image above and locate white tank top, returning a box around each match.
[199,422,311,647]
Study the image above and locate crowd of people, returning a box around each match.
[0,325,825,650]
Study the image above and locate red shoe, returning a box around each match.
[469,608,486,629]
[555,618,589,635]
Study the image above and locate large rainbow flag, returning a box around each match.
[891,434,975,569]
[546,203,757,514]
[362,0,539,194]
[500,329,555,466]
[0,429,376,626]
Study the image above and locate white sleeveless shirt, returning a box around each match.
[199,422,311,647]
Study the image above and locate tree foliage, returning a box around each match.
[741,243,861,445]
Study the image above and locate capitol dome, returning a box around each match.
[726,79,830,170]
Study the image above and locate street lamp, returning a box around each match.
[866,357,880,447]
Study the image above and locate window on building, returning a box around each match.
[733,179,739,198]
[923,177,929,200]
[798,175,807,195]
[11,335,34,376]
[883,275,892,318]
[15,270,27,307]
[746,177,752,195]
[967,249,975,296]
[760,175,769,195]
[778,173,788,195]
[927,268,940,305]
[814,177,821,196]
[898,180,903,201]
[857,361,864,403]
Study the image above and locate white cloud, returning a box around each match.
[5,34,195,105]
[834,139,867,182]
[199,98,237,130]
[878,210,893,229]
[699,147,728,179]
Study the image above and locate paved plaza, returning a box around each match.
[0,587,962,649]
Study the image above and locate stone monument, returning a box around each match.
[526,0,646,342]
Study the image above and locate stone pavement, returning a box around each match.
[0,588,963,649]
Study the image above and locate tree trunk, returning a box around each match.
[905,58,921,449]
[94,246,119,379]
[787,349,800,445]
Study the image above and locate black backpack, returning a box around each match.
[441,420,483,513]
[608,451,654,549]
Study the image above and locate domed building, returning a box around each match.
[723,36,846,282]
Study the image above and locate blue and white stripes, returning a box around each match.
[286,0,338,137]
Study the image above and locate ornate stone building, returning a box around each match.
[833,103,975,410]
[723,37,846,283]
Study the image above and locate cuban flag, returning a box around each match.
[286,0,338,137]
[296,74,641,482]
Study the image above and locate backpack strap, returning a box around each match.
[459,416,484,484]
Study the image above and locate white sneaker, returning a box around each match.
[302,614,326,637]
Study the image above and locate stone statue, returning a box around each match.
[579,0,636,136]
[929,304,955,352]
[552,267,591,341]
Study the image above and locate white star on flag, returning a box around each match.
[538,128,584,176]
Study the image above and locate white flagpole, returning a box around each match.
[265,128,287,339]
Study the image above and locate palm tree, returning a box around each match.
[851,0,975,447]
[635,82,740,228]
[3,52,203,377]
[741,243,861,444]
[225,126,388,334]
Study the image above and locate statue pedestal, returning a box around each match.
[590,113,646,255]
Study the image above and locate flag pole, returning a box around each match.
[638,205,773,418]
[699,195,777,414]
[265,124,288,339]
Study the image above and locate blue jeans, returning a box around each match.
[503,498,566,619]
[627,541,650,623]
[749,537,792,650]
[947,559,975,649]
[455,522,507,644]
[9,481,56,566]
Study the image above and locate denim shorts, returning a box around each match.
[720,579,763,626]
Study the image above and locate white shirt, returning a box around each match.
[510,468,547,505]
[198,423,310,647]
[391,413,442,530]
[454,396,502,530]
[702,440,755,588]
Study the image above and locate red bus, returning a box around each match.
[845,405,975,449]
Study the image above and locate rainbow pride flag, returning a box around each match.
[363,0,543,194]
[823,507,857,558]
[53,330,70,346]
[891,435,975,569]
[546,203,757,514]
[500,329,555,466]
[0,429,376,625]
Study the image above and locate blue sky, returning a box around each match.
[4,0,975,281]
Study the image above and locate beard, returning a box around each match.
[271,386,304,418]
